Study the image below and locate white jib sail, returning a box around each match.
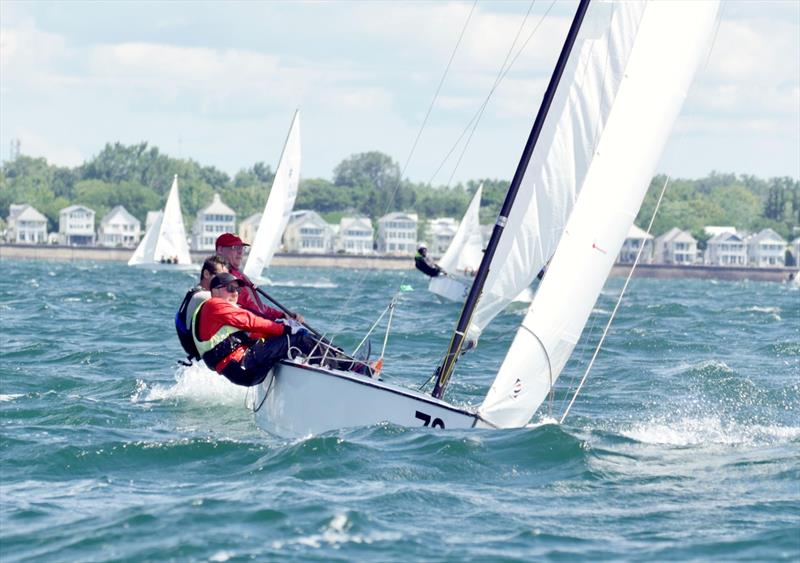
[479,0,720,428]
[127,211,163,266]
[243,110,301,280]
[429,184,484,300]
[467,1,650,342]
[153,175,192,265]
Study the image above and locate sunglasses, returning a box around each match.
[216,283,240,293]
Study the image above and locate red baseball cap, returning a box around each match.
[215,233,250,248]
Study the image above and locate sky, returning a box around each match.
[1,0,798,186]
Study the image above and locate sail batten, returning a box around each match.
[479,0,720,428]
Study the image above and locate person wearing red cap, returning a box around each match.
[215,232,302,322]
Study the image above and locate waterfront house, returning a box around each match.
[654,227,697,265]
[618,224,653,264]
[705,230,747,266]
[192,194,236,251]
[426,217,459,258]
[337,217,374,255]
[746,228,786,267]
[283,210,334,254]
[377,212,418,255]
[59,205,95,246]
[7,204,48,244]
[239,213,262,245]
[98,206,141,248]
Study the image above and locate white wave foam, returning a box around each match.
[0,394,23,402]
[132,362,247,406]
[658,359,734,377]
[271,512,401,549]
[270,280,338,289]
[621,416,800,447]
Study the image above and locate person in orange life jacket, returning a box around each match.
[175,255,229,358]
[215,232,304,324]
[192,272,322,387]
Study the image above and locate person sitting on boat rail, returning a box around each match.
[414,245,444,278]
[175,255,229,362]
[215,232,304,323]
[192,273,323,387]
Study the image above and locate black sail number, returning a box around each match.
[415,410,445,429]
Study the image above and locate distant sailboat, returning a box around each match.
[243,111,301,281]
[251,0,720,437]
[128,175,193,269]
[429,183,534,304]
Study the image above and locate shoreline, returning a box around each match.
[0,243,796,282]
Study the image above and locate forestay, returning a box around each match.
[243,111,302,280]
[478,0,720,427]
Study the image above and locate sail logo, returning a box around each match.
[512,378,523,399]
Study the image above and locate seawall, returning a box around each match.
[0,243,796,282]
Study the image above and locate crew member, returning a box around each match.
[215,232,304,323]
[414,245,444,278]
[192,273,321,387]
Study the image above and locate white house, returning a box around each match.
[746,228,786,267]
[337,217,374,255]
[618,224,653,264]
[705,230,747,266]
[7,204,48,244]
[239,213,262,245]
[426,217,459,258]
[59,204,95,246]
[192,193,236,251]
[283,210,334,254]
[98,205,141,248]
[377,212,418,255]
[654,227,697,265]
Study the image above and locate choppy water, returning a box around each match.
[1,260,798,561]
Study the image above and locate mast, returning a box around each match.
[432,0,591,399]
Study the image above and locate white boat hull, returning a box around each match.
[429,275,471,301]
[252,360,488,437]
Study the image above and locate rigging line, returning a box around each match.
[428,0,557,187]
[399,0,478,182]
[444,0,538,187]
[559,175,672,424]
[323,5,476,339]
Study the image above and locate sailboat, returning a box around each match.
[242,111,301,281]
[128,175,193,269]
[428,183,534,304]
[251,0,720,437]
[428,184,484,302]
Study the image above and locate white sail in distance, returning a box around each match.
[478,0,720,428]
[243,111,301,280]
[429,184,484,301]
[128,175,191,266]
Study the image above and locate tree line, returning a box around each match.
[1,142,797,242]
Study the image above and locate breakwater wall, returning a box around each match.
[1,243,796,282]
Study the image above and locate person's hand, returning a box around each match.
[281,318,307,336]
[289,312,305,324]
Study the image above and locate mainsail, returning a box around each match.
[243,111,302,280]
[128,175,191,266]
[478,0,720,427]
[466,1,647,342]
